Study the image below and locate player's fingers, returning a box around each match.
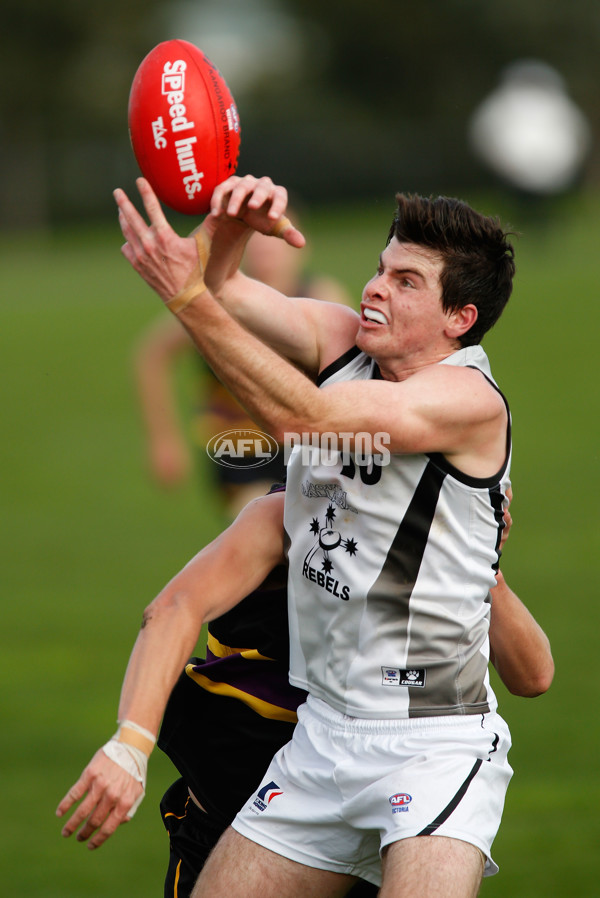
[113,186,146,231]
[59,789,104,838]
[246,177,282,215]
[272,218,306,249]
[499,509,512,551]
[114,189,147,255]
[221,176,263,217]
[136,177,170,231]
[82,777,142,850]
[56,776,88,818]
[115,210,136,255]
[85,797,137,850]
[210,175,243,215]
[75,796,122,845]
[116,200,167,271]
[221,173,282,219]
[86,817,128,851]
[209,175,304,246]
[287,228,306,248]
[119,220,152,276]
[119,232,137,266]
[73,797,113,843]
[67,773,139,845]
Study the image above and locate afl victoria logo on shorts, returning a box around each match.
[389,793,412,814]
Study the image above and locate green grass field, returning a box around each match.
[2,189,599,896]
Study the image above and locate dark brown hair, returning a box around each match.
[388,194,516,346]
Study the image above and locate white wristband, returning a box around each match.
[101,738,148,817]
[117,719,157,746]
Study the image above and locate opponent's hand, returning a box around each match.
[56,748,143,850]
[209,175,306,248]
[114,178,202,303]
[499,486,513,553]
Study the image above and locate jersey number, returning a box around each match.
[340,456,383,485]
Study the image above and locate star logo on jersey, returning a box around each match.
[308,505,358,570]
[301,505,358,600]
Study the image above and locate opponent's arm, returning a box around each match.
[133,315,195,486]
[489,570,554,697]
[488,497,554,697]
[56,491,286,850]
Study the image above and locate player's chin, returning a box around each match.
[355,325,381,353]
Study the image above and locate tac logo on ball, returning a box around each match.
[128,39,241,215]
[206,429,279,469]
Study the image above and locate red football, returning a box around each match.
[128,39,241,215]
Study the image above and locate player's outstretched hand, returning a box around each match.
[210,175,306,248]
[56,748,143,850]
[114,178,201,303]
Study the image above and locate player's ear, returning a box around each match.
[446,303,478,339]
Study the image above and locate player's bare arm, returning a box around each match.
[206,174,360,373]
[489,496,554,697]
[311,364,509,478]
[116,178,358,378]
[133,316,196,486]
[116,185,321,442]
[490,570,554,696]
[56,491,286,850]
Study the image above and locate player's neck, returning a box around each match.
[375,345,460,382]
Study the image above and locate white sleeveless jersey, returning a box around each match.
[283,345,511,719]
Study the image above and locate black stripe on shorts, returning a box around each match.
[417,758,483,836]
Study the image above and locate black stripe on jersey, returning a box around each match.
[417,759,483,836]
[317,345,362,386]
[366,459,447,612]
[426,451,504,489]
[488,485,505,572]
[393,460,448,584]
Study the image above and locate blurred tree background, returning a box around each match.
[1,0,598,227]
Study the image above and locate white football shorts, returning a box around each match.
[232,695,513,886]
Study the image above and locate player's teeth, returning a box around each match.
[364,308,387,324]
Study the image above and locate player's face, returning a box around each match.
[356,238,452,376]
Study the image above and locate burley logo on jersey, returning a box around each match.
[381,667,426,688]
